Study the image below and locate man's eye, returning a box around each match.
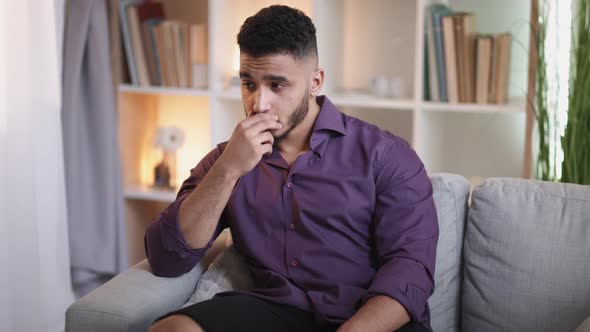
[242,81,255,89]
[271,82,285,89]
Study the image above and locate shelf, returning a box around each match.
[421,101,525,113]
[124,185,177,203]
[120,83,524,115]
[119,84,210,97]
[329,93,415,110]
[217,89,415,110]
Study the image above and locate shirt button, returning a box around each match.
[290,223,296,229]
[291,259,299,267]
[286,182,293,188]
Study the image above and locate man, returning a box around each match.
[147,5,438,332]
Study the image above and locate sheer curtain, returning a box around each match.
[0,1,74,331]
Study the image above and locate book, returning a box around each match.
[190,24,208,64]
[490,33,512,104]
[170,22,184,87]
[119,0,144,85]
[425,5,439,101]
[489,36,498,102]
[442,15,459,103]
[127,5,150,86]
[475,35,492,104]
[181,23,192,88]
[424,37,431,101]
[463,14,477,103]
[142,19,163,85]
[190,24,208,88]
[428,4,453,102]
[162,21,179,87]
[453,13,476,103]
[154,23,170,86]
[136,2,165,85]
[453,14,466,102]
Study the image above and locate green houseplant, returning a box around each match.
[561,0,590,185]
[534,0,589,185]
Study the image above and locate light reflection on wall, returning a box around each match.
[139,95,210,189]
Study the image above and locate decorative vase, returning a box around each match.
[154,151,176,189]
[153,126,184,189]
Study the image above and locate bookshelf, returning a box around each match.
[118,0,531,266]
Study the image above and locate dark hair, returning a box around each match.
[237,5,317,61]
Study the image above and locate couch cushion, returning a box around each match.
[428,173,471,332]
[463,178,590,332]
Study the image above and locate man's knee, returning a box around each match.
[149,314,204,332]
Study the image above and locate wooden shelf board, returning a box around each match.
[329,93,415,110]
[124,185,177,203]
[119,84,210,97]
[218,90,415,110]
[421,101,525,113]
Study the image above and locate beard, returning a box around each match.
[273,88,309,144]
[243,88,310,144]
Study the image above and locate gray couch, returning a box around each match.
[66,173,590,332]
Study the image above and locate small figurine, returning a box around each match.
[153,126,185,189]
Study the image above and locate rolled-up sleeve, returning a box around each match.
[363,138,438,325]
[145,144,228,277]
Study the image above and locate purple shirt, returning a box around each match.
[145,96,438,328]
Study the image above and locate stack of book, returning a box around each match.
[425,4,512,104]
[120,0,208,88]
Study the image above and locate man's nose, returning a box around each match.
[252,88,271,114]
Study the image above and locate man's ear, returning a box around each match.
[310,68,324,97]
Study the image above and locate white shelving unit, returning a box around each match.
[118,0,531,265]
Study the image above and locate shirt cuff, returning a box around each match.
[145,193,211,277]
[362,259,432,324]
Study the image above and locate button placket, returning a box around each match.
[282,174,297,276]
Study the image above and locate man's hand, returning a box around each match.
[177,112,280,250]
[216,112,281,178]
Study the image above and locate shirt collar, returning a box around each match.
[308,96,346,158]
[262,148,289,169]
[311,96,347,136]
[262,95,346,165]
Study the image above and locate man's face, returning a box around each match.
[240,53,312,143]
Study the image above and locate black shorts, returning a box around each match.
[155,294,337,332]
[155,294,429,332]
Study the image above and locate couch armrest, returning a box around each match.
[65,259,205,332]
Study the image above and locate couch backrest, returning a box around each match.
[462,178,590,332]
[428,173,471,332]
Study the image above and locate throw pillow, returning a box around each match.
[182,245,253,308]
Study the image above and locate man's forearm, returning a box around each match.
[178,160,239,249]
[337,295,410,332]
